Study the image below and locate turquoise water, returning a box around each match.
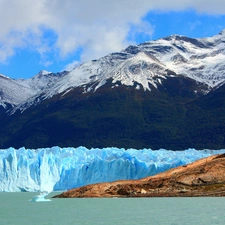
[0,192,225,225]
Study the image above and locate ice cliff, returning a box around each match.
[0,146,224,192]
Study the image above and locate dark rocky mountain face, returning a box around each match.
[0,75,224,150]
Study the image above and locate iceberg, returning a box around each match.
[29,192,51,202]
[0,146,224,192]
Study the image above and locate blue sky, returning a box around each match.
[0,0,225,79]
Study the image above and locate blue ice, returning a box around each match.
[0,146,224,192]
[29,192,51,202]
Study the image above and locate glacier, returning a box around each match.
[0,146,225,192]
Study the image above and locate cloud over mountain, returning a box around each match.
[0,0,225,65]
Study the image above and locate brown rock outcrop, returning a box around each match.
[54,153,225,198]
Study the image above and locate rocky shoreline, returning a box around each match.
[54,153,225,198]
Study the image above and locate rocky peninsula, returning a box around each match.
[54,153,225,198]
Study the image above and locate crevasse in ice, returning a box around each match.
[0,146,224,192]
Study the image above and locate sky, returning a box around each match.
[0,0,225,79]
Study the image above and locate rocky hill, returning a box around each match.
[54,153,225,198]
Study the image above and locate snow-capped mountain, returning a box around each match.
[0,70,65,109]
[0,73,35,108]
[34,29,225,97]
[1,30,225,150]
[1,30,225,112]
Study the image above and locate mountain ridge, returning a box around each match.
[1,30,225,149]
[1,30,225,113]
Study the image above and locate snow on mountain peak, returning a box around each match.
[0,73,10,80]
[218,29,225,36]
[1,30,225,112]
[39,70,52,75]
[34,70,52,78]
[0,70,64,111]
[109,51,167,90]
[43,29,225,96]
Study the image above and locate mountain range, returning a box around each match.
[1,30,225,149]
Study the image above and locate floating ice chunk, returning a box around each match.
[29,192,51,202]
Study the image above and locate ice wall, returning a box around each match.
[0,146,224,192]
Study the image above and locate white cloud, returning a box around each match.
[79,26,131,62]
[64,60,80,71]
[128,20,155,43]
[0,0,225,65]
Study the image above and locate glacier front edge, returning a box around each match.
[0,146,224,192]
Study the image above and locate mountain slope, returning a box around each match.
[0,76,221,150]
[43,29,225,99]
[1,30,225,113]
[1,31,225,149]
[54,153,225,198]
[0,70,66,110]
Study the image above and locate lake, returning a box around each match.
[0,192,225,225]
